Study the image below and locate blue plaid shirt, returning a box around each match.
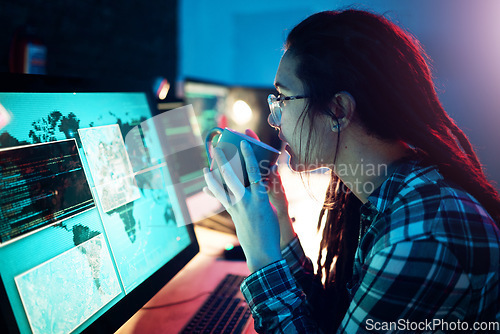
[240,160,500,333]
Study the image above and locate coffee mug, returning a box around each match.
[205,127,280,187]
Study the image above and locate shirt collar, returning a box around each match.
[360,157,422,216]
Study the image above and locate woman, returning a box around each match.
[204,9,500,333]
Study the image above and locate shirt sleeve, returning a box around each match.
[281,236,338,326]
[240,259,320,333]
[281,236,317,285]
[241,237,341,333]
[339,239,471,333]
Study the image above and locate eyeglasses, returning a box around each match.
[267,94,308,128]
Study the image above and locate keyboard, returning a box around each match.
[181,274,251,334]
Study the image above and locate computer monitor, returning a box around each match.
[0,74,199,333]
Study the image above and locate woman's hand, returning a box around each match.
[244,129,296,250]
[203,139,282,273]
[266,165,296,249]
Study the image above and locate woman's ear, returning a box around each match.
[330,91,356,132]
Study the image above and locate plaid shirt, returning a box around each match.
[241,160,500,333]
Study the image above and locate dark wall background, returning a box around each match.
[0,0,178,93]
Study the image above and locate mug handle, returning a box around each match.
[205,127,223,168]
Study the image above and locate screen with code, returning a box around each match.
[0,139,94,245]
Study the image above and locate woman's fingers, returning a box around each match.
[245,128,260,141]
[206,137,268,208]
[240,141,266,193]
[202,186,215,198]
[203,167,230,207]
[212,147,245,201]
[267,165,289,214]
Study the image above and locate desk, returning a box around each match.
[116,225,256,333]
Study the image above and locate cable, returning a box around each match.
[141,291,212,310]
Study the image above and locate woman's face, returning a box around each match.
[271,51,334,172]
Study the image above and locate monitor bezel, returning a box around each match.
[0,73,200,334]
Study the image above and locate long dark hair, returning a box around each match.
[285,9,500,329]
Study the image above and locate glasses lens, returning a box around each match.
[267,94,281,127]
